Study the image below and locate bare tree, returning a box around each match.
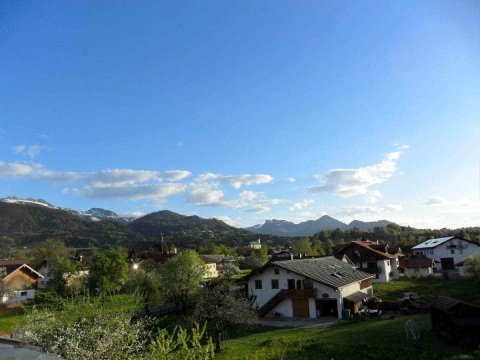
[193,280,258,352]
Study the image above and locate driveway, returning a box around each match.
[259,317,338,329]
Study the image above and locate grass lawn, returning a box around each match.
[0,306,27,334]
[217,315,479,360]
[232,269,252,281]
[373,278,480,303]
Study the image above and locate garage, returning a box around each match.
[316,299,338,317]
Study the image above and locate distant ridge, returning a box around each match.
[246,215,395,236]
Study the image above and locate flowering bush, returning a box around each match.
[14,295,214,360]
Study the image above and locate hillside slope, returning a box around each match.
[129,210,267,248]
[0,202,147,249]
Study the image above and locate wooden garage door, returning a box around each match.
[292,298,309,317]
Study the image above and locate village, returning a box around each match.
[1,235,480,359]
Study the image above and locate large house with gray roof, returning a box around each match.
[245,256,373,319]
[412,236,480,271]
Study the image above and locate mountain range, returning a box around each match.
[0,197,266,250]
[0,197,396,251]
[246,216,395,237]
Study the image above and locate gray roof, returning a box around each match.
[412,236,455,250]
[271,256,372,289]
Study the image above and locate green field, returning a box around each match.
[0,306,27,334]
[217,315,478,360]
[373,278,480,303]
[232,269,252,280]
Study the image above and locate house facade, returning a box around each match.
[199,255,219,279]
[245,256,373,319]
[0,260,44,304]
[412,236,480,271]
[334,241,400,283]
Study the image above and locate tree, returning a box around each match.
[221,263,240,279]
[193,281,258,352]
[464,253,480,280]
[125,269,162,315]
[32,239,69,262]
[293,238,314,256]
[160,250,205,313]
[48,258,82,296]
[312,239,326,256]
[88,248,128,294]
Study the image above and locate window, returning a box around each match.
[20,291,27,296]
[271,279,279,289]
[255,280,262,289]
[459,249,463,254]
[450,249,455,254]
[375,274,379,279]
[303,280,313,289]
[274,268,280,275]
[287,279,295,289]
[296,279,302,289]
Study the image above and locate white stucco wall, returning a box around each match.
[248,264,373,319]
[414,239,480,269]
[1,289,35,304]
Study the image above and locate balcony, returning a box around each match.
[285,288,317,298]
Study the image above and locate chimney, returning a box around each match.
[299,253,302,259]
[79,255,83,263]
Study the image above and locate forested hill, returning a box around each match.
[0,202,274,251]
[128,210,272,248]
[307,224,480,248]
[0,202,148,250]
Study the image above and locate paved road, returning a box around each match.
[259,317,338,329]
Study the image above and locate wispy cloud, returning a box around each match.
[421,196,447,206]
[339,204,402,217]
[309,146,407,200]
[286,177,296,183]
[289,199,314,211]
[12,145,44,159]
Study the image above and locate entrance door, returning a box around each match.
[316,299,338,317]
[441,257,455,270]
[292,298,310,317]
[287,279,295,289]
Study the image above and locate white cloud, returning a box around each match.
[340,204,402,216]
[12,145,44,159]
[286,177,296,183]
[163,170,191,182]
[289,199,314,211]
[309,147,407,199]
[194,173,273,189]
[421,197,448,206]
[213,215,242,227]
[74,183,186,201]
[0,161,36,177]
[239,190,260,201]
[245,204,272,213]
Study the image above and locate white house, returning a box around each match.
[412,236,480,271]
[0,260,44,304]
[245,256,373,319]
[334,241,401,283]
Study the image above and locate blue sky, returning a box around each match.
[1,1,480,228]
